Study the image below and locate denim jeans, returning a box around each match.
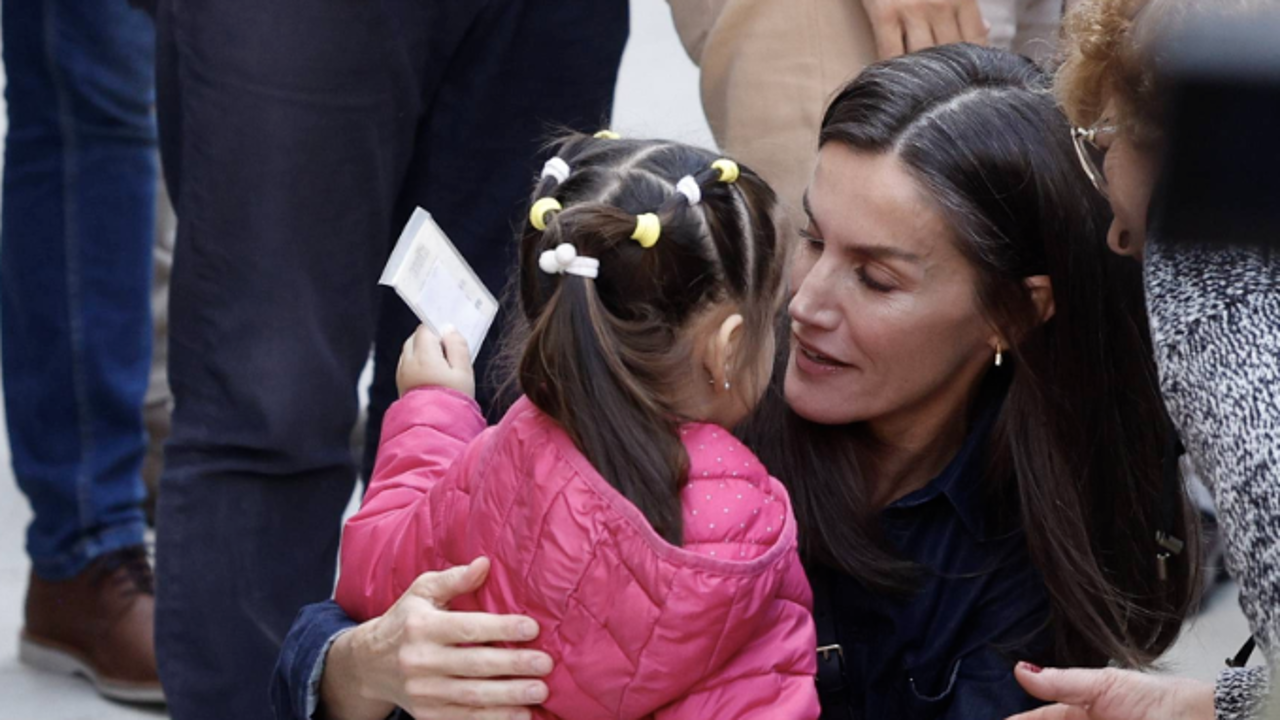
[1,0,158,581]
[152,0,627,717]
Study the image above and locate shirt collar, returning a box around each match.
[884,378,1006,541]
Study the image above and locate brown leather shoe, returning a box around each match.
[20,546,165,704]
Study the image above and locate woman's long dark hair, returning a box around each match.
[514,135,784,545]
[743,44,1199,667]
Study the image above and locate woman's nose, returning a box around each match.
[1106,216,1145,260]
[789,268,841,331]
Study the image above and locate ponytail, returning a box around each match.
[511,135,784,547]
[520,257,688,544]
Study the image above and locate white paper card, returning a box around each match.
[380,208,498,361]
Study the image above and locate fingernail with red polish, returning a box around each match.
[1019,662,1044,674]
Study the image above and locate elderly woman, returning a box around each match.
[272,45,1203,720]
[1010,1,1280,719]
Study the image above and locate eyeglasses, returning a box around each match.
[1071,125,1115,199]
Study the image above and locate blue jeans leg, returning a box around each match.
[1,0,157,580]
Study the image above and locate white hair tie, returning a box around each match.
[676,175,702,206]
[540,157,571,185]
[539,243,599,279]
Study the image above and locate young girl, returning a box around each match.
[334,134,819,719]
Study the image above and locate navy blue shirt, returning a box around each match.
[812,398,1052,719]
[272,402,1052,720]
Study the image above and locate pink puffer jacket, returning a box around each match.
[335,387,819,719]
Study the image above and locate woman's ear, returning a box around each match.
[704,313,746,387]
[986,276,1055,358]
[1024,275,1056,326]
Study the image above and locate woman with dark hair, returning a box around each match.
[270,45,1199,720]
[736,43,1198,718]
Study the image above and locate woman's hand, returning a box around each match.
[1007,663,1216,720]
[397,324,475,399]
[320,558,554,720]
[861,0,988,59]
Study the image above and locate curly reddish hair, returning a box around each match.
[1055,0,1264,142]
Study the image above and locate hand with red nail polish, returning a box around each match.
[1006,664,1215,720]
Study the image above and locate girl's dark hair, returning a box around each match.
[744,44,1199,667]
[515,135,784,545]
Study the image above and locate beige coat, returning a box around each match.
[665,0,1064,213]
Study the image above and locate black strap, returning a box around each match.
[812,568,856,718]
[1227,636,1257,668]
[1155,413,1187,581]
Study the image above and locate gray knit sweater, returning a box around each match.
[1144,238,1279,720]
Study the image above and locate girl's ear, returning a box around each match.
[704,312,745,387]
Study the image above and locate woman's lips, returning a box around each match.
[793,336,853,375]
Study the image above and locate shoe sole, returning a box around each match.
[18,633,166,705]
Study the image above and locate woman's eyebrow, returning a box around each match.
[850,243,923,263]
[804,192,922,264]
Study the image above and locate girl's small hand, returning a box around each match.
[397,324,475,398]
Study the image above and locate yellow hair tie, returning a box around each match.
[711,158,740,184]
[631,213,661,248]
[593,130,621,140]
[529,197,562,231]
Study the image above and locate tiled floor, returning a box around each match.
[0,1,1264,718]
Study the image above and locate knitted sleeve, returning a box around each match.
[1215,666,1271,720]
[1144,239,1280,707]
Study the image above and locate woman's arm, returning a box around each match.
[1018,240,1280,720]
[273,560,555,720]
[272,600,363,720]
[1144,241,1280,662]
